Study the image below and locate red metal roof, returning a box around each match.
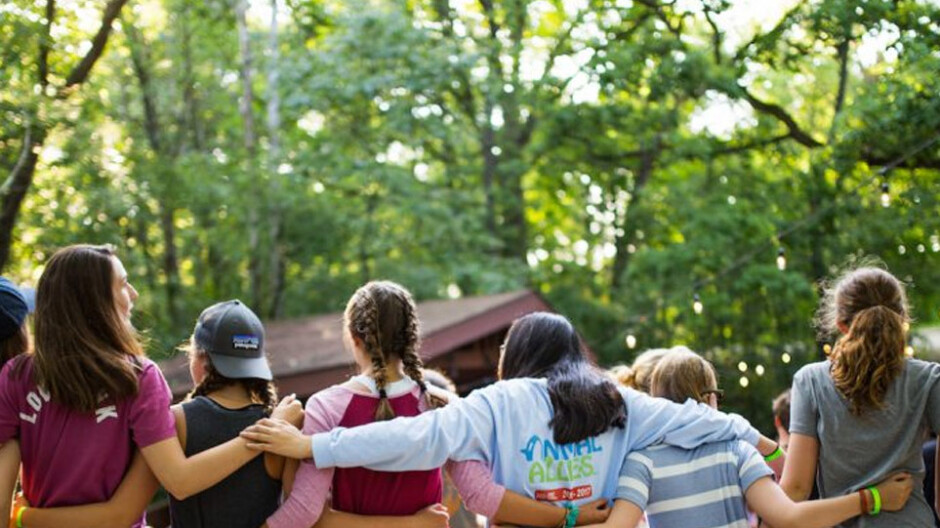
[160,290,551,396]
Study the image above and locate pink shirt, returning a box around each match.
[267,377,504,528]
[0,356,177,527]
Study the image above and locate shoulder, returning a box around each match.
[426,384,455,405]
[905,358,940,377]
[304,384,354,428]
[793,361,829,384]
[0,354,30,384]
[134,357,167,381]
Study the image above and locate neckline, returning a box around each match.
[347,374,417,398]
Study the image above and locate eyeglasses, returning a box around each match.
[702,388,724,404]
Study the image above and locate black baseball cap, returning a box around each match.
[0,277,31,340]
[193,300,272,381]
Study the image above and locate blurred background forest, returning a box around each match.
[2,0,939,426]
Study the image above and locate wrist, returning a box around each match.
[763,445,784,463]
[14,504,27,528]
[756,437,778,457]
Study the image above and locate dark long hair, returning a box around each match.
[499,312,625,445]
[31,244,144,413]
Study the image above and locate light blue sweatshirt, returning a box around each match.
[312,378,759,509]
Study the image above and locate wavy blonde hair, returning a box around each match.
[613,347,684,393]
[817,267,909,415]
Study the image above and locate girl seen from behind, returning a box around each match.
[585,348,913,528]
[169,300,296,527]
[0,244,299,528]
[265,282,606,528]
[244,311,784,528]
[781,267,940,527]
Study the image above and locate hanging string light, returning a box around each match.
[880,181,891,208]
[625,334,637,349]
[693,293,703,315]
[776,247,787,271]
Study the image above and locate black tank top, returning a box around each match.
[168,396,281,528]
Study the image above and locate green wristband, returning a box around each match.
[763,446,784,462]
[15,505,26,528]
[867,486,881,515]
[564,504,580,528]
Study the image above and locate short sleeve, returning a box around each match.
[127,361,177,448]
[616,451,653,510]
[789,367,818,438]
[0,361,22,443]
[922,363,940,434]
[734,441,773,492]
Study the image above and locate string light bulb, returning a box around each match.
[905,345,914,357]
[823,343,832,356]
[880,181,891,208]
[625,334,637,349]
[693,293,703,315]
[776,247,787,271]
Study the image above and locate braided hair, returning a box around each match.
[345,281,444,421]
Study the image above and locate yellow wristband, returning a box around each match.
[15,505,26,528]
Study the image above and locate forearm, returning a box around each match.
[773,494,861,528]
[492,492,565,527]
[23,503,134,528]
[23,450,158,528]
[143,436,260,500]
[0,441,18,522]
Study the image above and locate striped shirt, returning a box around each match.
[617,440,772,528]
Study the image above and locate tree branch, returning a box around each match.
[38,0,55,88]
[740,88,823,147]
[61,0,129,94]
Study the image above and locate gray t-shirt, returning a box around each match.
[791,359,940,527]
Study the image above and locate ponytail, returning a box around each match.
[831,305,905,415]
[818,266,910,415]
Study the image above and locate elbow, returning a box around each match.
[163,478,196,501]
[784,483,811,503]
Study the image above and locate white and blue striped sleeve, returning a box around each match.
[312,383,498,471]
[735,441,774,492]
[616,450,653,510]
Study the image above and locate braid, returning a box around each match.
[244,378,278,416]
[396,290,446,410]
[353,288,395,421]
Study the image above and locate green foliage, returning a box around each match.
[2,0,939,429]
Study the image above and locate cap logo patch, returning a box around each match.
[232,334,260,350]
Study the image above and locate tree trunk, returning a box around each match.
[611,136,661,290]
[235,0,264,311]
[0,0,128,271]
[266,0,286,319]
[126,19,181,328]
[0,123,46,271]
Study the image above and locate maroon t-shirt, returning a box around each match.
[0,356,177,527]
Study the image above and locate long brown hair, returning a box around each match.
[31,244,144,413]
[817,267,909,415]
[345,281,445,421]
[184,342,278,415]
[649,348,717,404]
